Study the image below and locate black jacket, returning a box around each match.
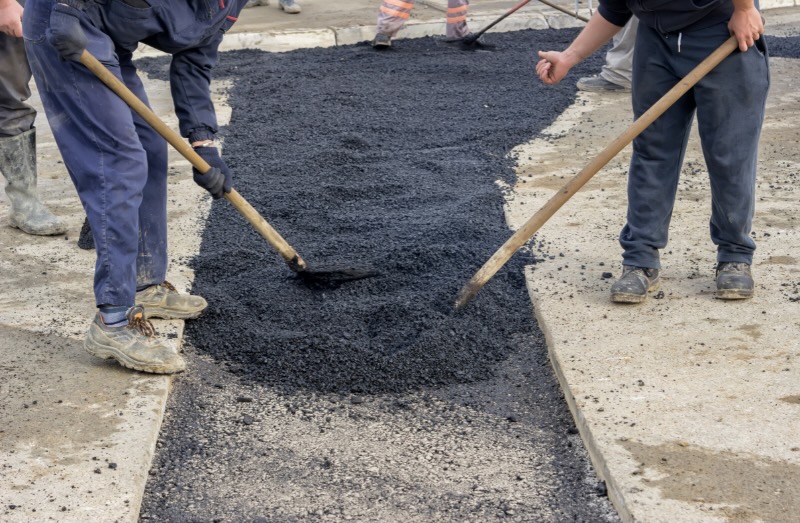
[598,0,735,33]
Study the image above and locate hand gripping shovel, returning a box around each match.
[79,50,377,286]
[454,36,739,309]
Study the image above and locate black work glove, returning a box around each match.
[192,146,232,200]
[46,0,87,62]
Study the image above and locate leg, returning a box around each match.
[0,32,66,234]
[446,0,469,39]
[620,23,697,270]
[117,51,169,290]
[693,26,769,265]
[600,16,638,89]
[24,2,147,308]
[376,0,416,37]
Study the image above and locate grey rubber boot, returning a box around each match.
[0,129,67,236]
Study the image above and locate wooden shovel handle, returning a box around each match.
[454,36,739,309]
[79,50,306,269]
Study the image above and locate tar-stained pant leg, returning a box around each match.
[117,52,169,289]
[0,32,36,138]
[692,25,769,265]
[446,0,469,38]
[619,23,696,269]
[24,0,149,307]
[376,0,416,37]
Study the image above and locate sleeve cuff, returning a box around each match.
[187,128,216,143]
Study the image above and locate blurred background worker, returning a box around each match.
[0,0,66,236]
[372,0,471,48]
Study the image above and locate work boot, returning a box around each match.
[0,129,67,236]
[372,32,392,49]
[85,305,186,374]
[136,281,208,320]
[244,0,268,7]
[576,75,630,92]
[278,0,301,14]
[610,265,660,304]
[715,262,754,300]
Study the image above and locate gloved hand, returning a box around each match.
[192,146,232,200]
[46,0,87,62]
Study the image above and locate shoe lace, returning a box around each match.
[161,281,177,292]
[128,314,156,337]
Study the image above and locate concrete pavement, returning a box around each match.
[1,1,798,522]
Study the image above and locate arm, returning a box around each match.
[169,32,223,145]
[535,10,623,85]
[0,0,22,38]
[729,0,763,52]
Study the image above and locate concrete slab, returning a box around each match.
[506,19,800,523]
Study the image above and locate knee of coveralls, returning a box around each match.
[619,23,696,269]
[692,25,769,264]
[118,53,169,290]
[0,33,36,137]
[23,0,150,307]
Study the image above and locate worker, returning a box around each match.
[21,0,249,373]
[372,0,485,49]
[536,0,768,303]
[0,0,66,236]
[245,0,301,14]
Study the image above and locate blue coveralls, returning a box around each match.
[598,0,770,269]
[23,0,247,308]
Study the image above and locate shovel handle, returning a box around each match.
[454,36,739,309]
[78,50,306,270]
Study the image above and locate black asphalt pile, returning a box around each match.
[141,28,597,395]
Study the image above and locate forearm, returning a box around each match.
[561,11,623,68]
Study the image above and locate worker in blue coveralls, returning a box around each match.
[20,0,250,374]
[536,0,768,304]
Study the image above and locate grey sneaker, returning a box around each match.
[715,262,753,300]
[136,281,208,320]
[610,265,660,304]
[279,0,301,13]
[85,305,186,374]
[577,75,630,92]
[372,33,392,48]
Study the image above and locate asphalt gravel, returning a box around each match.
[133,26,687,523]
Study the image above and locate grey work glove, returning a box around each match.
[46,0,87,62]
[192,146,232,200]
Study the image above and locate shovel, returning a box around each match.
[460,0,534,49]
[454,36,739,309]
[79,50,377,286]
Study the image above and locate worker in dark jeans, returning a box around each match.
[536,0,768,303]
[0,0,66,236]
[23,0,249,373]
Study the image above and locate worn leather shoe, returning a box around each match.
[715,262,753,300]
[85,305,186,374]
[610,265,660,304]
[136,281,208,320]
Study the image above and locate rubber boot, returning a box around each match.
[0,129,67,236]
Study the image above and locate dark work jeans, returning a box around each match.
[620,21,770,269]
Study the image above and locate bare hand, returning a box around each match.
[728,6,764,52]
[536,50,574,85]
[0,1,23,38]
